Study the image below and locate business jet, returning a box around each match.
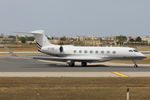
[16,30,146,67]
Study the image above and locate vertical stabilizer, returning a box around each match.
[16,30,53,51]
[30,30,51,47]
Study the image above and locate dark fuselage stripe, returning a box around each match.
[36,44,41,49]
[36,42,42,47]
[37,46,41,50]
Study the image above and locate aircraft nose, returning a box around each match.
[139,53,146,59]
[141,55,146,59]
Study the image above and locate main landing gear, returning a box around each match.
[133,60,138,68]
[67,61,75,67]
[67,61,87,67]
[81,62,87,67]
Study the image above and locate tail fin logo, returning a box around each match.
[36,42,42,51]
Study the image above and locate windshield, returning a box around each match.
[129,49,138,52]
[129,50,133,52]
[133,50,138,52]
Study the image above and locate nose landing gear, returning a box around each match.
[133,60,138,68]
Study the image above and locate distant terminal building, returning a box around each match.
[0,36,15,43]
[73,35,97,41]
[101,36,117,45]
[73,35,102,46]
[141,36,150,44]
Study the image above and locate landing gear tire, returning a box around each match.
[133,60,138,68]
[68,62,75,67]
[81,62,87,67]
[134,64,138,68]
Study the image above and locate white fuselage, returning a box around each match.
[40,45,145,62]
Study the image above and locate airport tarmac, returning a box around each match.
[0,55,150,77]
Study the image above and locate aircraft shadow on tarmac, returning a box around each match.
[24,63,111,68]
[45,62,149,68]
[47,64,110,68]
[28,62,149,69]
[47,64,149,68]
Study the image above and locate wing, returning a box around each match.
[33,55,111,62]
[10,54,111,62]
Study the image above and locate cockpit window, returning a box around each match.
[129,50,133,52]
[133,50,138,52]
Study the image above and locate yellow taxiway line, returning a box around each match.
[112,72,128,77]
[147,56,150,59]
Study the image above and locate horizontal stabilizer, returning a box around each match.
[15,30,45,35]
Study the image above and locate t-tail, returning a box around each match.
[16,30,53,51]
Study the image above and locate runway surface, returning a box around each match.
[0,55,150,77]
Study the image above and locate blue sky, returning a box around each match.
[0,0,150,36]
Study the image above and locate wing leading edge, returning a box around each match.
[33,55,111,62]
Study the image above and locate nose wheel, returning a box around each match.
[133,60,138,68]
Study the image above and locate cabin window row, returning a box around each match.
[73,50,116,54]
